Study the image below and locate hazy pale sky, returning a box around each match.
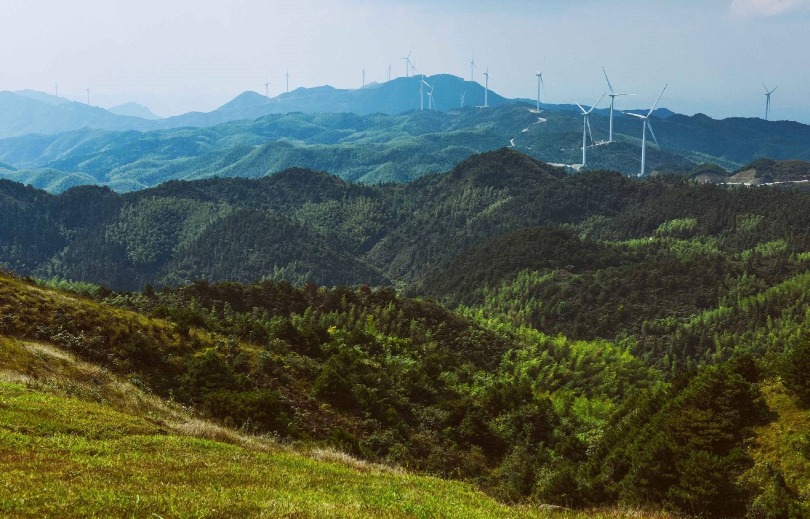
[1,0,808,122]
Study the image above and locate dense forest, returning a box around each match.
[1,148,809,516]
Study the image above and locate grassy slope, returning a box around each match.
[0,277,668,518]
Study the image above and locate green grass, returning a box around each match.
[0,380,670,518]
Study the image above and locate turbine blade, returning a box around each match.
[646,84,668,118]
[587,118,595,145]
[574,101,587,114]
[624,112,646,119]
[771,86,778,94]
[586,92,607,114]
[647,120,660,148]
[602,66,615,94]
[540,74,545,90]
[763,83,769,93]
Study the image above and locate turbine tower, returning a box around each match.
[285,70,290,93]
[575,92,607,167]
[420,75,427,111]
[763,83,777,121]
[388,64,392,82]
[470,57,477,82]
[86,88,90,105]
[602,66,634,143]
[265,79,270,102]
[362,68,366,87]
[625,84,668,177]
[483,68,490,108]
[534,70,544,113]
[54,83,58,98]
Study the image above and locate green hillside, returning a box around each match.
[0,149,808,297]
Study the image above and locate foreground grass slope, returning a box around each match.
[0,380,532,518]
[0,339,665,518]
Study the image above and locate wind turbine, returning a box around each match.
[54,83,58,98]
[264,79,270,102]
[410,56,416,77]
[86,88,90,105]
[625,84,668,177]
[285,69,290,93]
[574,92,606,167]
[402,49,412,78]
[428,83,437,111]
[470,57,477,82]
[483,68,490,107]
[534,70,544,113]
[602,66,634,143]
[460,90,466,108]
[362,68,366,87]
[763,83,777,121]
[388,64,392,82]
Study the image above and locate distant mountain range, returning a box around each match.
[0,75,808,191]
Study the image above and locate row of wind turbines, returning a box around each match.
[571,67,668,177]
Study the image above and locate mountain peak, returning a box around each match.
[435,148,566,188]
[109,102,161,120]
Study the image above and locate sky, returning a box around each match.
[0,0,808,122]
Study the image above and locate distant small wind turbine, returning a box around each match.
[410,56,417,77]
[362,68,366,87]
[54,83,58,98]
[460,90,466,108]
[575,92,607,167]
[625,84,668,177]
[534,70,545,113]
[420,75,429,110]
[285,69,290,93]
[763,83,777,121]
[483,68,490,108]
[265,79,270,102]
[428,83,437,111]
[402,49,412,78]
[388,64,392,82]
[470,57,477,82]
[603,66,634,143]
[86,88,90,105]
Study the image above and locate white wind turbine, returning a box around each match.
[265,78,270,102]
[533,70,545,113]
[625,84,668,177]
[602,66,634,143]
[402,49,412,78]
[460,90,466,108]
[362,68,366,87]
[427,83,437,111]
[483,68,490,107]
[574,92,607,167]
[470,57,477,82]
[763,83,777,121]
[285,69,290,93]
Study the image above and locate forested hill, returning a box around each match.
[1,149,808,321]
